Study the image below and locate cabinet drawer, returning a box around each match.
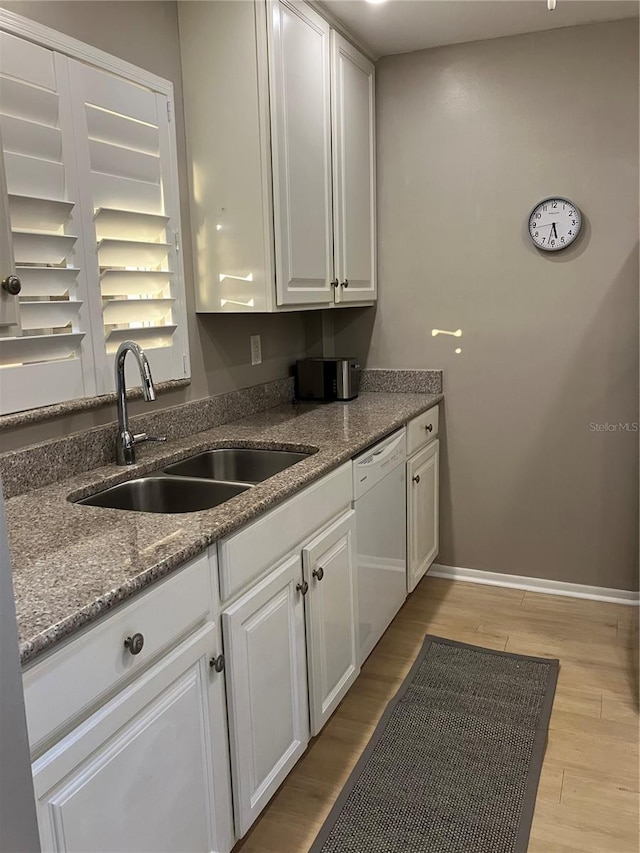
[23,551,214,755]
[407,405,439,456]
[218,462,352,601]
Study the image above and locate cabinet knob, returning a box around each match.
[296,580,309,596]
[209,653,225,673]
[330,279,339,288]
[2,275,21,296]
[124,633,144,655]
[412,474,421,484]
[312,566,324,582]
[341,280,349,288]
[425,424,433,432]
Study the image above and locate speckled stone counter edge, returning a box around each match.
[359,369,443,394]
[15,540,213,666]
[0,378,191,431]
[0,377,295,499]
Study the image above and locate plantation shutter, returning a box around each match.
[0,32,96,414]
[67,59,190,394]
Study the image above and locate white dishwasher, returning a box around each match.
[353,428,407,665]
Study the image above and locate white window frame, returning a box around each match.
[0,8,191,414]
[0,10,175,110]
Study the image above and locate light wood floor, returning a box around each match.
[235,575,640,853]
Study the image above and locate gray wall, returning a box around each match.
[334,19,639,591]
[0,1,309,452]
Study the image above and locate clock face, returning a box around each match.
[528,197,581,252]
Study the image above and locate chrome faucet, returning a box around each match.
[115,340,166,465]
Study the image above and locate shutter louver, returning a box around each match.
[68,61,189,392]
[0,32,94,413]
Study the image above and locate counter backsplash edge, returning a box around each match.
[359,369,443,394]
[0,369,443,499]
[0,377,295,500]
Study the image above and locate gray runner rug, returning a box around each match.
[310,635,559,853]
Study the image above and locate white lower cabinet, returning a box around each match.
[31,623,234,853]
[27,437,440,850]
[222,554,309,837]
[407,438,440,593]
[303,509,359,735]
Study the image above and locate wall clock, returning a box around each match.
[528,197,582,252]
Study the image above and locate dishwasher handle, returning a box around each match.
[356,431,406,469]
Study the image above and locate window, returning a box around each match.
[0,20,190,416]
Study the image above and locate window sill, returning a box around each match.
[0,378,190,432]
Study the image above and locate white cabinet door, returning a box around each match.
[303,509,359,735]
[268,0,333,306]
[179,0,276,313]
[331,33,376,304]
[222,553,309,836]
[407,440,440,593]
[32,624,234,853]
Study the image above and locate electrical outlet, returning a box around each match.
[250,335,262,366]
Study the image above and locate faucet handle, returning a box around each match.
[132,433,167,445]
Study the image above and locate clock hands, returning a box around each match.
[532,221,559,247]
[530,198,580,250]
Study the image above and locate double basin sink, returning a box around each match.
[75,448,312,514]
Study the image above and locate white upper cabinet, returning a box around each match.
[331,33,376,304]
[268,0,333,306]
[178,0,275,313]
[179,0,376,313]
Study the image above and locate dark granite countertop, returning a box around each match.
[8,392,442,666]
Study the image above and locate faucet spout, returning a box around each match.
[115,341,162,465]
[140,356,156,403]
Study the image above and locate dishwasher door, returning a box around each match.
[354,431,407,665]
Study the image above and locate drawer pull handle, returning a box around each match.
[312,566,324,581]
[124,633,144,655]
[210,654,225,673]
[296,581,309,596]
[412,474,421,484]
[425,424,433,432]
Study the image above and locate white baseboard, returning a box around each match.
[429,563,640,606]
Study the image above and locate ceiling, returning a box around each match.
[319,0,639,58]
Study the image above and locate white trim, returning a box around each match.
[308,1,378,62]
[0,9,174,98]
[429,563,640,606]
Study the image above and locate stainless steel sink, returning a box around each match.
[76,476,250,514]
[74,447,312,514]
[163,447,311,484]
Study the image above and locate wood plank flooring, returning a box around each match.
[234,575,639,853]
